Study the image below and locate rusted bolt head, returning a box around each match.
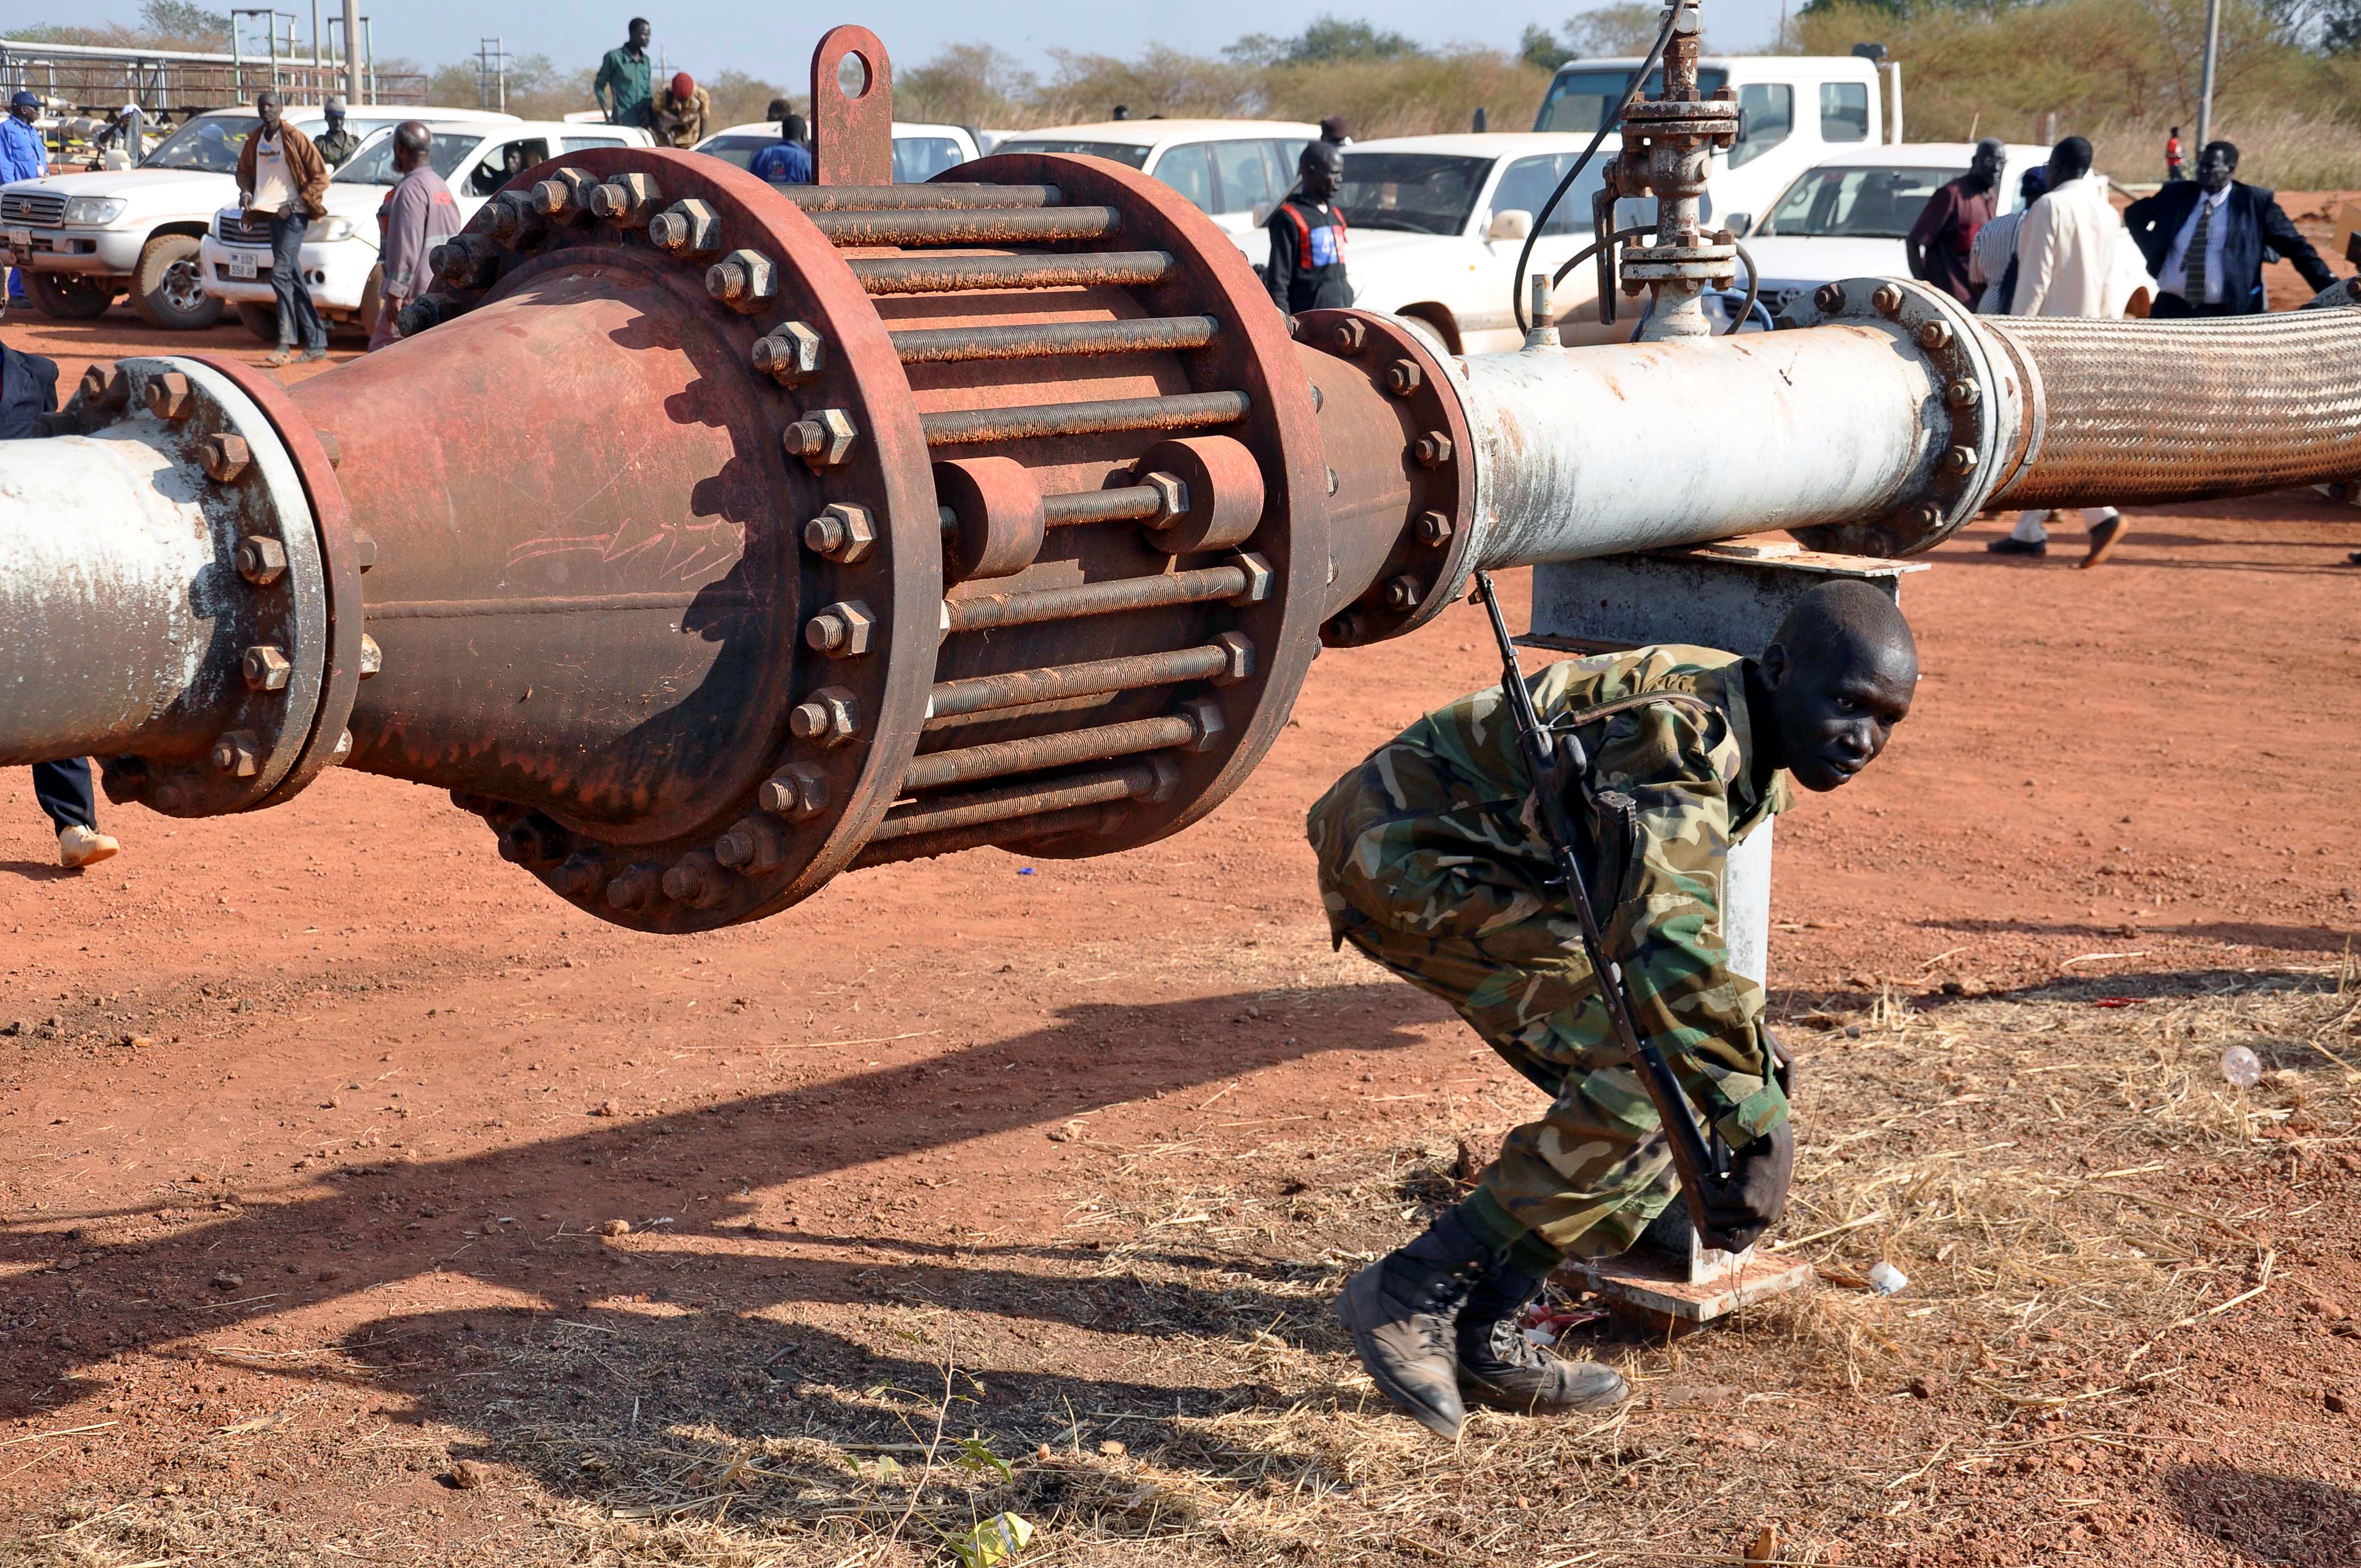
[605,862,663,911]
[649,198,722,257]
[782,408,857,469]
[1328,318,1367,355]
[1945,378,1981,409]
[1140,470,1189,527]
[1228,551,1275,605]
[788,687,861,745]
[531,167,596,221]
[198,431,251,483]
[352,533,378,571]
[662,851,732,908]
[1384,357,1423,396]
[1383,575,1425,611]
[498,817,558,867]
[803,598,876,658]
[1210,630,1256,686]
[210,731,260,777]
[758,763,830,820]
[705,248,778,312]
[1813,282,1846,313]
[150,780,189,813]
[487,190,545,246]
[357,633,382,679]
[79,363,129,410]
[587,173,662,224]
[234,534,287,585]
[550,852,606,898]
[1915,503,1944,529]
[1413,431,1454,468]
[1179,695,1228,754]
[431,237,498,290]
[802,502,875,563]
[1942,444,1979,475]
[1414,509,1454,547]
[1872,282,1906,317]
[1326,612,1365,645]
[753,320,825,385]
[145,372,195,421]
[241,644,292,692]
[714,816,787,873]
[1917,319,1955,351]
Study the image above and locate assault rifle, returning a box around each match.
[1469,570,1733,1242]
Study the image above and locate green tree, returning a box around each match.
[1521,4,1688,67]
[140,0,229,43]
[1227,15,1423,66]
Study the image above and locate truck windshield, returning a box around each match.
[333,131,483,186]
[1337,153,1490,236]
[1536,67,1728,132]
[145,113,331,172]
[1756,164,1962,238]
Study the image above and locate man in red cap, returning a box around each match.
[652,72,710,149]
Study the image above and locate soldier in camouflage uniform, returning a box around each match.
[1310,580,1918,1438]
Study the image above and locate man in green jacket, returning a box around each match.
[1309,580,1918,1437]
[594,18,655,129]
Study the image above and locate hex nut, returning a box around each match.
[1915,503,1944,529]
[1413,430,1454,467]
[357,633,383,679]
[1383,574,1424,611]
[715,816,787,872]
[550,852,607,898]
[649,198,723,257]
[499,818,557,866]
[145,372,195,421]
[1179,695,1227,753]
[1813,282,1846,313]
[241,644,292,692]
[352,532,379,571]
[1140,470,1189,527]
[431,237,499,290]
[802,502,876,562]
[1228,551,1275,605]
[235,534,288,585]
[758,763,830,820]
[531,167,597,221]
[1943,444,1979,475]
[1872,282,1906,316]
[1210,631,1256,686]
[782,408,857,469]
[788,687,861,745]
[1328,318,1367,354]
[211,731,260,777]
[663,851,732,908]
[753,321,825,385]
[1946,378,1982,409]
[199,432,251,483]
[706,248,778,312]
[79,364,129,410]
[1384,357,1423,396]
[605,862,664,910]
[803,598,877,657]
[587,172,662,224]
[1917,319,1955,350]
[1327,612,1365,644]
[487,190,546,247]
[1415,509,1454,547]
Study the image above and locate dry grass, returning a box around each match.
[9,962,2357,1566]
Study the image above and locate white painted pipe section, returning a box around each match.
[0,427,221,765]
[1457,325,1941,571]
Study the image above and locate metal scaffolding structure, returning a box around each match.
[0,31,423,115]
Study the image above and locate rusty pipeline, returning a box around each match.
[2,22,2357,934]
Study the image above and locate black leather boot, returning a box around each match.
[1455,1260,1630,1416]
[1335,1206,1493,1437]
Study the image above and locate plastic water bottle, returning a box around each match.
[2219,1044,2262,1088]
[1868,1261,1907,1296]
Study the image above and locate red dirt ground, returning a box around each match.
[1,303,2357,1564]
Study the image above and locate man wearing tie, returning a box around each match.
[2124,140,2336,318]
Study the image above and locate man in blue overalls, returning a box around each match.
[1,91,49,311]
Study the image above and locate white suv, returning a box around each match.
[197,119,654,340]
[1,104,516,329]
[989,121,1319,262]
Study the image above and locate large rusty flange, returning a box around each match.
[1294,308,1478,648]
[342,146,940,933]
[91,357,338,818]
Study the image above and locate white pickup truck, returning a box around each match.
[1,104,516,328]
[197,118,653,340]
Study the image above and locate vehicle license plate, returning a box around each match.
[6,227,29,253]
[228,251,259,280]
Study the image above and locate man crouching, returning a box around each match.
[1307,581,1918,1437]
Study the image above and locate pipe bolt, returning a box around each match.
[499,818,559,867]
[1413,430,1454,467]
[235,533,287,585]
[487,190,546,248]
[587,173,662,225]
[1915,503,1944,529]
[431,236,499,290]
[1813,282,1845,313]
[1384,357,1423,396]
[649,198,723,257]
[531,167,596,221]
[151,780,188,813]
[1211,630,1256,685]
[758,763,830,820]
[550,852,607,898]
[1179,695,1227,754]
[1917,319,1955,350]
[1383,574,1424,611]
[803,598,876,658]
[199,432,251,483]
[1140,471,1190,526]
[788,687,861,746]
[1329,318,1367,354]
[715,816,787,872]
[753,320,825,385]
[211,731,260,777]
[1942,444,1979,475]
[782,408,857,469]
[357,633,382,679]
[605,862,664,910]
[145,372,195,421]
[1945,378,1981,409]
[1228,551,1275,605]
[79,364,129,410]
[241,644,292,692]
[1326,612,1365,644]
[802,502,876,563]
[706,248,779,312]
[663,851,733,908]
[1872,282,1906,317]
[1415,509,1454,546]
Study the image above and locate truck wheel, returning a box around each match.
[235,302,279,342]
[26,270,117,320]
[129,234,224,330]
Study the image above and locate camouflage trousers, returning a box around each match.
[1339,912,1765,1262]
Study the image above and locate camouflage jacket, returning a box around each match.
[1307,646,1792,1142]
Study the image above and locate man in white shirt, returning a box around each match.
[1989,138,2127,567]
[233,91,331,367]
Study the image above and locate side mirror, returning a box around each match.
[1734,106,1754,141]
[1487,208,1533,242]
[1723,211,1754,237]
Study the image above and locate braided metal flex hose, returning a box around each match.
[1984,309,2361,510]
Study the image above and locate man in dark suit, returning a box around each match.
[2,337,121,869]
[2124,140,2337,317]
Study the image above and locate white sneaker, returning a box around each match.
[58,825,119,869]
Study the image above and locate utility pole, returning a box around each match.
[341,0,360,107]
[2196,0,2222,151]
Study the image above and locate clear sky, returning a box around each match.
[18,1,1801,80]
